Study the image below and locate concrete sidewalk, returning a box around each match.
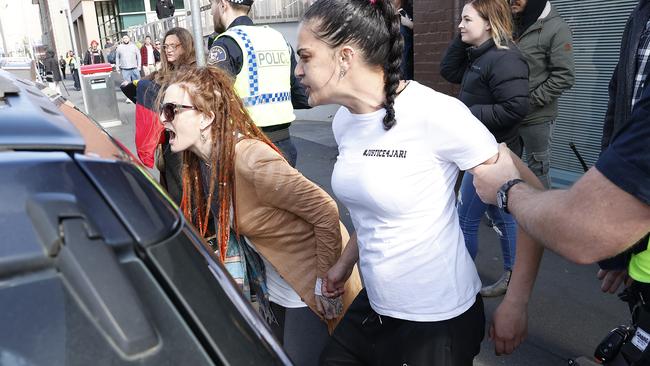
[60,74,629,366]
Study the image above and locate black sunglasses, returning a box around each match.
[160,102,198,122]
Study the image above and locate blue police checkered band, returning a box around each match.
[227,0,253,5]
[232,28,259,96]
[244,92,291,106]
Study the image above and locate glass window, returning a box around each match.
[121,14,147,28]
[117,0,146,13]
[149,0,184,12]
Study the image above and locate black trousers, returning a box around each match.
[269,302,330,366]
[320,289,485,366]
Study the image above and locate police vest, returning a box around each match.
[218,25,295,128]
[629,235,650,283]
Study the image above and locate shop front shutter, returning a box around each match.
[548,0,638,186]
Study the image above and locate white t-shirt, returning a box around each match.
[243,236,307,308]
[331,81,498,322]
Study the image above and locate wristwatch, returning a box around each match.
[496,179,524,214]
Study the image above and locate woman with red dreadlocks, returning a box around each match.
[158,66,360,366]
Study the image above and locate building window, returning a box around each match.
[117,0,146,13]
[149,0,185,11]
[96,1,120,45]
[250,0,313,23]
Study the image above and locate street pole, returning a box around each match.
[189,0,205,66]
[0,1,8,56]
[63,7,79,57]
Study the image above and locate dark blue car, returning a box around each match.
[0,70,291,366]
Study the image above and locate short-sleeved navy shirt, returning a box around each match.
[596,82,650,205]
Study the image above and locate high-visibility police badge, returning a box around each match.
[209,46,227,63]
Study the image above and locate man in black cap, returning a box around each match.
[207,0,309,167]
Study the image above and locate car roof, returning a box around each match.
[0,70,85,152]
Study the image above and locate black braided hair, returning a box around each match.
[303,0,403,130]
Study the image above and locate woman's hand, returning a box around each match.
[323,260,353,298]
[314,294,343,320]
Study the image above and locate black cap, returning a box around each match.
[227,0,254,5]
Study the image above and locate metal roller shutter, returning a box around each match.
[549,0,638,186]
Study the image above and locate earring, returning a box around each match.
[200,131,207,143]
[339,67,347,80]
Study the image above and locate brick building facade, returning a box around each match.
[413,0,462,96]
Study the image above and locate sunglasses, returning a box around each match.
[162,43,181,51]
[160,102,198,122]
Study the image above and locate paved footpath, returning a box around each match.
[61,76,629,365]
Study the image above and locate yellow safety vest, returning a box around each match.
[218,25,295,128]
[629,236,650,283]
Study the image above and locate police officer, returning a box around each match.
[208,0,309,167]
[469,80,650,357]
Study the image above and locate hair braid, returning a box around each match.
[378,0,403,130]
[303,0,403,130]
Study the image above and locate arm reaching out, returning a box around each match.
[471,147,546,356]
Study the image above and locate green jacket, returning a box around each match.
[516,5,575,125]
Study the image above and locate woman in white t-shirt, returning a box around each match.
[296,0,541,364]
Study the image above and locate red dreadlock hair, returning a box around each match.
[160,66,281,262]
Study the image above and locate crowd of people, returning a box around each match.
[43,0,649,364]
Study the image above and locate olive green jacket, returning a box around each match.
[516,4,575,125]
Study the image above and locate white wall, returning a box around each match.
[49,0,73,57]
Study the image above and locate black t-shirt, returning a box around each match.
[596,82,650,205]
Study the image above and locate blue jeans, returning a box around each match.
[121,68,140,83]
[274,136,298,168]
[457,173,517,271]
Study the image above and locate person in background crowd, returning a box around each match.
[208,0,310,167]
[84,40,105,65]
[121,27,198,203]
[154,40,162,69]
[59,55,67,80]
[440,0,529,297]
[393,0,413,79]
[156,0,175,20]
[104,37,114,49]
[295,0,541,364]
[140,35,160,76]
[43,49,62,94]
[67,50,81,91]
[116,35,141,103]
[158,66,361,366]
[511,0,575,189]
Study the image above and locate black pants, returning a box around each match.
[269,302,330,366]
[72,69,80,90]
[320,289,485,366]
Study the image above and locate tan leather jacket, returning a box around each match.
[234,139,361,331]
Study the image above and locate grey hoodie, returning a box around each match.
[116,42,141,70]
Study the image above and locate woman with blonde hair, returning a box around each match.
[440,0,530,297]
[158,66,359,366]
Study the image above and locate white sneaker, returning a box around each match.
[480,270,512,297]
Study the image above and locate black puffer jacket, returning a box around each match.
[440,35,529,150]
